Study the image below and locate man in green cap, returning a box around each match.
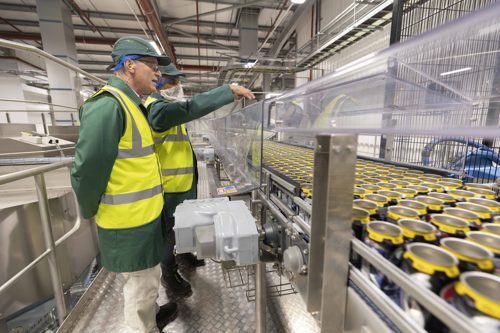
[144,64,254,297]
[71,36,177,332]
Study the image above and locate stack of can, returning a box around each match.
[262,141,500,331]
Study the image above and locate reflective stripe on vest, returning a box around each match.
[116,145,155,159]
[146,96,195,193]
[101,184,163,204]
[154,128,190,144]
[162,167,193,177]
[92,86,163,229]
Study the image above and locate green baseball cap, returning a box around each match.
[111,36,171,65]
[159,63,186,77]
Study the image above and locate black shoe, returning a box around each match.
[161,271,192,297]
[156,302,178,331]
[179,252,205,267]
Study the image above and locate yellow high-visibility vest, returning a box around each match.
[145,96,194,193]
[93,86,163,228]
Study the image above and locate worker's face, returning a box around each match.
[129,57,160,95]
[160,76,180,90]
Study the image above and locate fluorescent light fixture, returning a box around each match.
[291,0,306,3]
[439,67,471,77]
[149,41,162,55]
[244,60,257,69]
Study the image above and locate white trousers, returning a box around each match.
[122,264,161,333]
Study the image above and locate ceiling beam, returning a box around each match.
[181,0,290,10]
[0,31,116,44]
[84,64,223,74]
[267,1,315,59]
[78,53,229,62]
[160,17,275,32]
[167,26,240,52]
[137,0,176,63]
[0,3,147,22]
[0,31,264,51]
[0,3,282,29]
[166,0,266,25]
[178,64,219,72]
[172,41,239,51]
[76,50,227,62]
[0,3,35,13]
[0,18,275,43]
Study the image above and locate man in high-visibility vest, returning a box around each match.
[145,64,254,297]
[71,36,178,332]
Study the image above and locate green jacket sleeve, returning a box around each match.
[148,84,234,132]
[70,95,124,219]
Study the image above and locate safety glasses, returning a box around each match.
[135,59,160,72]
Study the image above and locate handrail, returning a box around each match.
[0,161,82,324]
[0,157,74,166]
[1,110,75,113]
[0,161,70,185]
[0,148,75,158]
[0,98,78,110]
[0,211,81,293]
[0,39,106,85]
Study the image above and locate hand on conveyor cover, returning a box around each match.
[230,83,255,100]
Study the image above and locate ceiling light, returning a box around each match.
[291,0,306,3]
[149,41,162,55]
[244,60,257,69]
[439,67,472,77]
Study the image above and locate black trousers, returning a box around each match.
[160,157,198,275]
[161,215,177,275]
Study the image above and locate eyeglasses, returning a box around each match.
[135,59,159,72]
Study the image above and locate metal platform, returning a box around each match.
[58,258,319,333]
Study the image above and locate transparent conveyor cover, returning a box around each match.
[196,102,263,193]
[265,3,500,138]
[192,3,500,188]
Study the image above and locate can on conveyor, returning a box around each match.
[440,238,494,273]
[429,214,470,238]
[450,272,500,333]
[398,219,438,244]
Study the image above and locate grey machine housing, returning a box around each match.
[173,197,259,266]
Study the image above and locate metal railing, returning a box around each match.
[0,39,105,85]
[0,38,106,127]
[0,161,82,324]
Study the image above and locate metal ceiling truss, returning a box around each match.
[182,0,293,10]
[217,64,307,86]
[76,50,229,63]
[160,17,276,32]
[0,32,274,53]
[136,0,176,63]
[0,3,278,32]
[240,0,314,88]
[0,19,275,45]
[165,0,275,25]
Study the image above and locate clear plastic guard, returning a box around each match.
[195,102,263,194]
[264,4,500,138]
